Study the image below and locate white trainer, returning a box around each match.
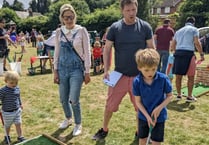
[73,124,82,136]
[59,119,72,129]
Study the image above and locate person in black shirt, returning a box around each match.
[0,17,17,71]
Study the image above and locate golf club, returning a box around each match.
[146,116,154,145]
[0,111,11,145]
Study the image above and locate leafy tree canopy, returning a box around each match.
[176,0,209,28]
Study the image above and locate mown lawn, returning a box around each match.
[0,44,209,145]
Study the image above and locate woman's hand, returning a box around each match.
[84,73,90,84]
[54,70,59,84]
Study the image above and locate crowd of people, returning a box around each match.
[0,0,207,144]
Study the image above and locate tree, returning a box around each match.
[69,0,90,23]
[137,0,149,20]
[2,0,10,8]
[85,0,117,12]
[29,0,38,12]
[0,8,20,29]
[36,0,51,14]
[12,0,24,11]
[176,0,209,29]
[81,3,120,33]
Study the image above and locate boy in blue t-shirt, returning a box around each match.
[133,48,173,145]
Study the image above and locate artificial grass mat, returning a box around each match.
[173,83,209,97]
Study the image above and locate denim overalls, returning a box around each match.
[58,31,84,124]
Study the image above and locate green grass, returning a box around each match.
[0,44,209,145]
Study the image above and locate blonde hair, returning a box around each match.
[94,41,101,47]
[59,3,77,25]
[4,71,19,83]
[36,35,44,41]
[135,48,160,68]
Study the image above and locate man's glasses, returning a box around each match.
[0,21,5,24]
[62,15,74,21]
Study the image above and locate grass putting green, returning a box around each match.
[173,84,209,97]
[15,134,66,145]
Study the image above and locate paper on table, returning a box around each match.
[103,71,122,87]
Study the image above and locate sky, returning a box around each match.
[0,0,31,9]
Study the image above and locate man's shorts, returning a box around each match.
[106,75,137,112]
[2,108,22,128]
[173,50,194,75]
[138,119,165,142]
[186,56,196,76]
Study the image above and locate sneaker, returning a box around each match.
[59,119,72,129]
[186,96,197,102]
[73,124,82,136]
[176,95,182,100]
[4,136,11,144]
[17,136,26,142]
[92,128,108,140]
[3,67,8,71]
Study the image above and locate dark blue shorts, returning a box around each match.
[94,58,101,66]
[138,119,165,142]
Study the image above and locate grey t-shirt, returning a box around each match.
[107,18,153,76]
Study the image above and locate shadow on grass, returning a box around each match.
[94,139,106,145]
[50,128,73,145]
[130,138,139,145]
[26,68,53,76]
[167,100,195,112]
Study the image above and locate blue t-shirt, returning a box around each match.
[133,72,172,122]
[174,23,199,51]
[107,18,153,76]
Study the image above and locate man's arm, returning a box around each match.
[146,37,156,49]
[194,36,204,61]
[103,39,113,73]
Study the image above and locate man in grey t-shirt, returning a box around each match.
[92,0,155,140]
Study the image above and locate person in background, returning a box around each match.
[171,16,204,102]
[36,35,44,56]
[154,19,174,73]
[30,28,37,47]
[166,47,175,83]
[0,17,17,71]
[19,31,26,53]
[9,26,17,44]
[133,48,172,145]
[0,71,26,144]
[53,3,91,136]
[92,0,155,140]
[92,41,102,75]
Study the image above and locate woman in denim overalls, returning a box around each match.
[53,4,91,136]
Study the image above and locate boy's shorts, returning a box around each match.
[94,58,101,66]
[105,75,137,112]
[2,108,22,128]
[138,119,165,142]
